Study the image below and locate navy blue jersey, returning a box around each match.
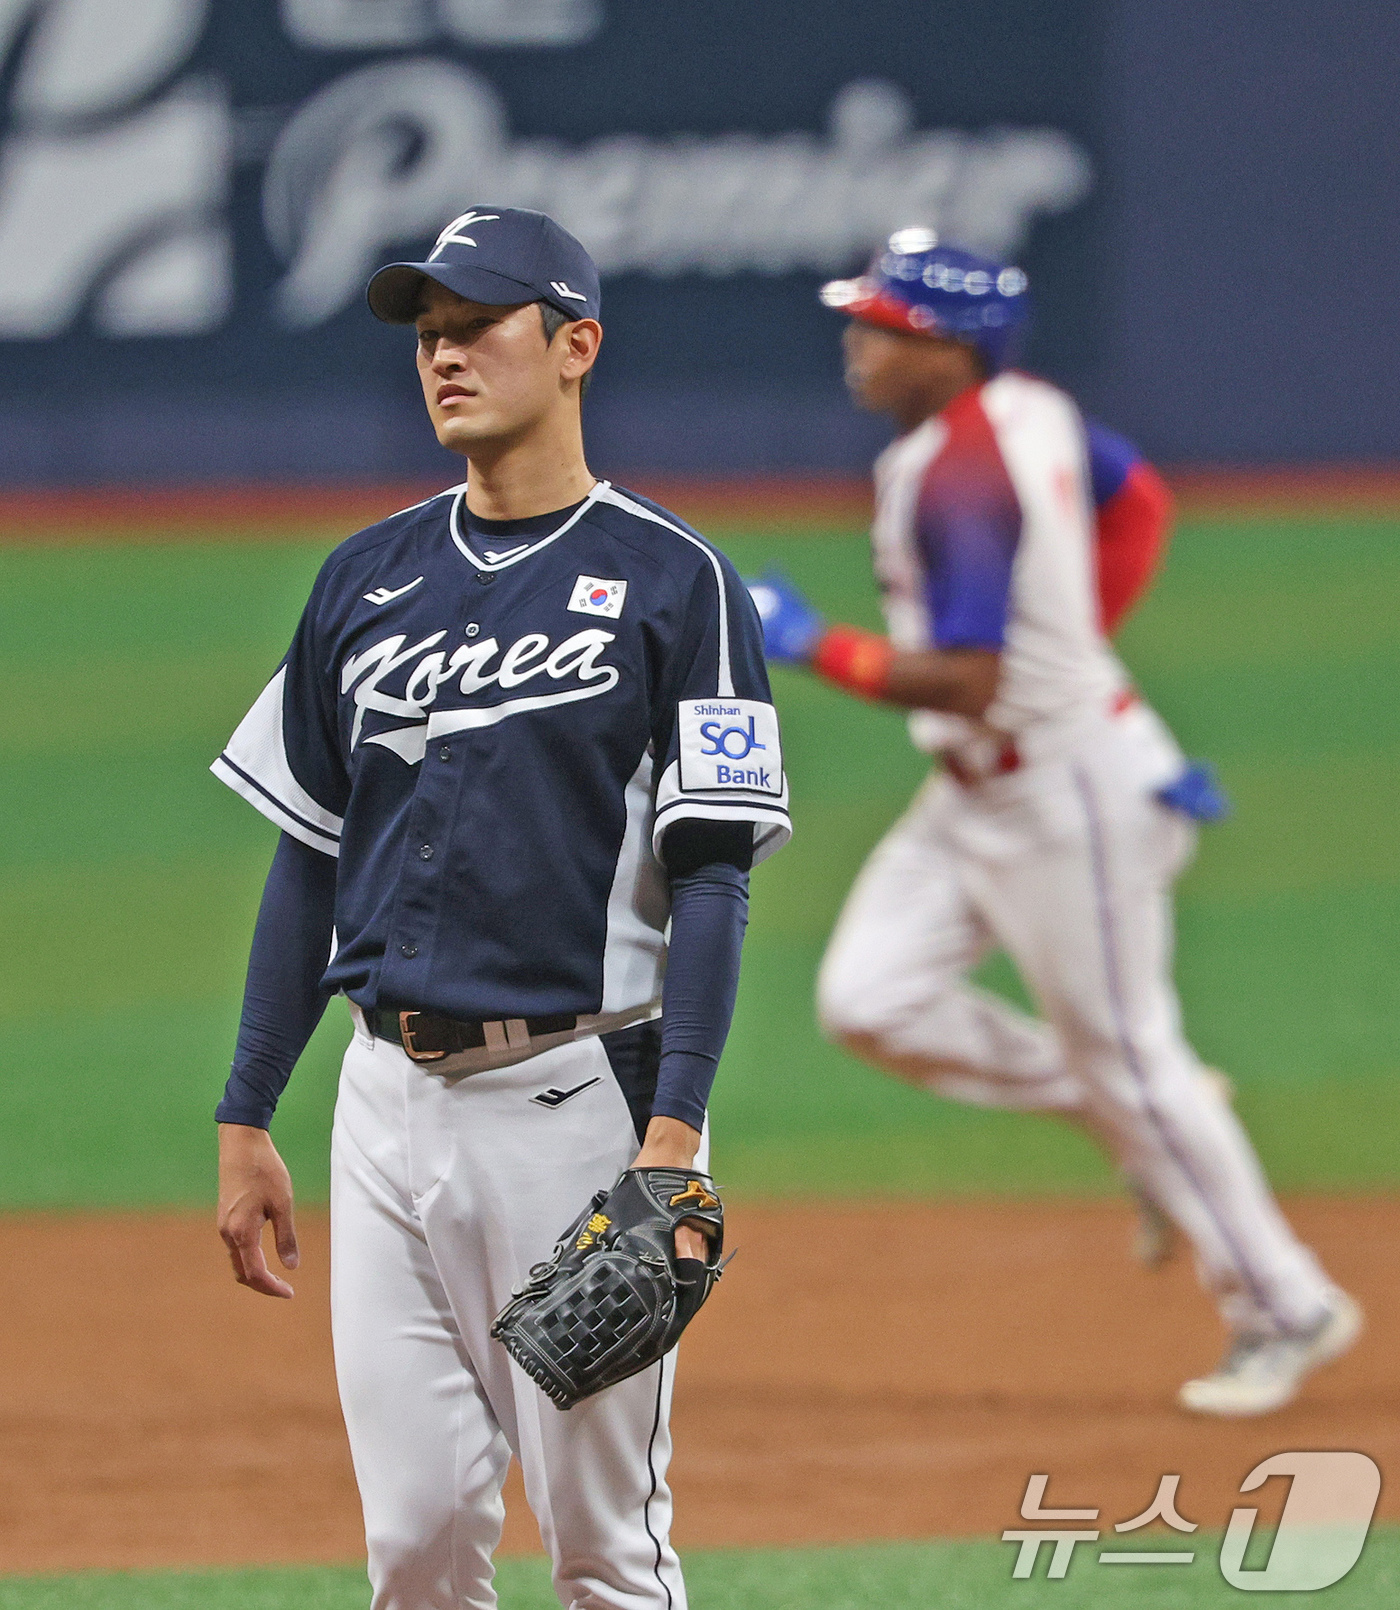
[213,480,789,1033]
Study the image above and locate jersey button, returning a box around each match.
[437,745,452,762]
[400,942,418,958]
[418,843,434,860]
[476,571,495,586]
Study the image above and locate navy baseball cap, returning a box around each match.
[820,229,1029,373]
[367,206,601,325]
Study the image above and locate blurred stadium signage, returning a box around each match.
[0,2,223,338]
[281,0,605,49]
[0,0,1102,479]
[266,70,1088,327]
[0,0,1089,337]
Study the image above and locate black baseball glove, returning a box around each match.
[490,1166,725,1409]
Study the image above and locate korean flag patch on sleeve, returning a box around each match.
[568,575,627,618]
[678,699,784,795]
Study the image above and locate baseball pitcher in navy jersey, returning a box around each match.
[749,231,1359,1418]
[213,208,789,1609]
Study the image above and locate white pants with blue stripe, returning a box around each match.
[330,1024,691,1610]
[816,706,1336,1339]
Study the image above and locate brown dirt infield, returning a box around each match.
[0,1197,1394,1574]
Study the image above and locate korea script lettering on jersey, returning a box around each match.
[341,621,621,761]
[212,481,790,1029]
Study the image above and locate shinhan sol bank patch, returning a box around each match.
[678,698,783,795]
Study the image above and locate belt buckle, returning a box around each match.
[399,1010,447,1063]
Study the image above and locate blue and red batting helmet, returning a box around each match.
[820,229,1030,373]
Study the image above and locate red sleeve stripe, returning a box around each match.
[1096,459,1174,633]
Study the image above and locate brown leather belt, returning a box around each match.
[368,1008,579,1063]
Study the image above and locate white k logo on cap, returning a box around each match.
[429,211,501,259]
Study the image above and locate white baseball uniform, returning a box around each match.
[331,1021,703,1610]
[816,371,1337,1338]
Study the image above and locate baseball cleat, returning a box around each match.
[1178,1291,1363,1417]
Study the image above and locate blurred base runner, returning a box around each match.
[750,231,1360,1418]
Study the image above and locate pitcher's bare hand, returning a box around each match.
[218,1123,300,1298]
[632,1115,710,1260]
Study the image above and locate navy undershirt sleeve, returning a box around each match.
[216,832,337,1129]
[652,820,752,1132]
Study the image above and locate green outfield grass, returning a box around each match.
[1,1531,1396,1610]
[0,515,1397,1206]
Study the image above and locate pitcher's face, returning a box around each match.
[414,287,589,454]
